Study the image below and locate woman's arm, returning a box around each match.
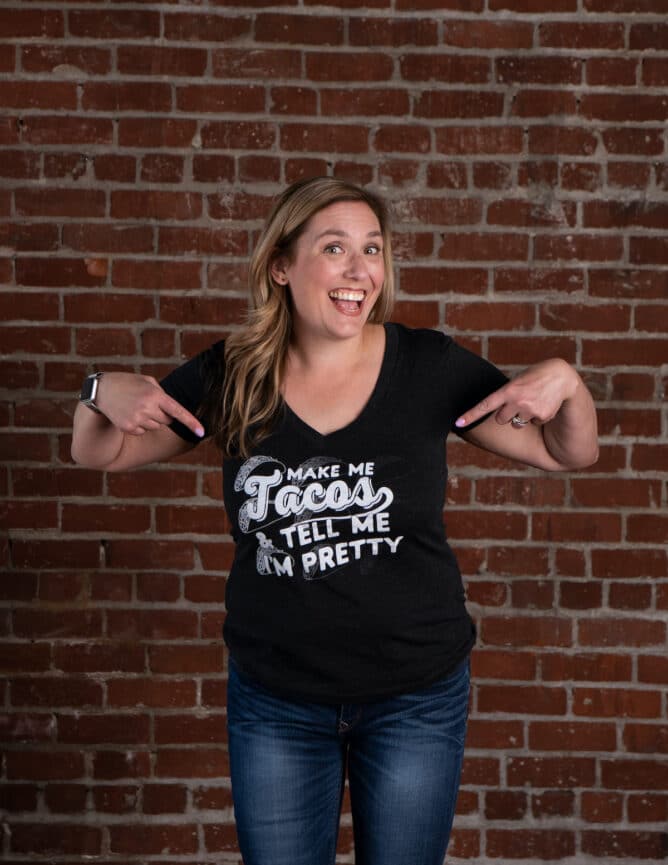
[454,358,599,472]
[71,372,204,472]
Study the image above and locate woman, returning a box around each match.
[72,177,598,865]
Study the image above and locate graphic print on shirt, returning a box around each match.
[234,455,404,580]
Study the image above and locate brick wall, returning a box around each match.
[1,1,667,862]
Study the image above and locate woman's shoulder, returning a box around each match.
[387,321,454,357]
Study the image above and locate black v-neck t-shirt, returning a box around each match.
[161,323,508,703]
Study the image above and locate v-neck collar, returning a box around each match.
[281,322,397,443]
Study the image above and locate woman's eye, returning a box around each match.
[366,245,382,255]
[324,244,343,254]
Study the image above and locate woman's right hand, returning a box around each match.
[95,372,205,438]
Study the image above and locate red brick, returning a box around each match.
[488,198,577,227]
[560,161,602,191]
[280,123,369,153]
[160,227,237,258]
[603,761,668,790]
[0,643,51,673]
[495,267,583,294]
[92,750,151,779]
[589,268,667,299]
[574,688,661,719]
[155,747,228,778]
[235,154,280,184]
[582,791,624,823]
[204,822,244,852]
[559,581,603,610]
[213,47,301,79]
[140,153,184,184]
[15,187,105,218]
[6,749,84,781]
[530,721,617,751]
[106,609,198,640]
[62,224,153,255]
[460,757,500,786]
[110,190,201,221]
[109,824,198,855]
[485,790,527,819]
[93,785,138,814]
[155,713,227,745]
[472,160,512,189]
[44,783,88,813]
[374,125,431,154]
[623,723,668,754]
[529,125,597,155]
[532,791,575,817]
[587,57,638,87]
[149,644,225,674]
[437,125,522,155]
[581,93,668,122]
[487,829,575,859]
[350,17,437,46]
[270,86,317,116]
[200,120,275,150]
[0,9,63,38]
[0,149,39,179]
[541,22,625,48]
[75,326,137,357]
[0,784,38,812]
[82,82,171,112]
[69,9,159,39]
[256,13,343,44]
[321,89,409,116]
[535,233,624,262]
[57,712,150,745]
[481,615,572,648]
[107,678,196,708]
[603,127,664,156]
[497,56,582,85]
[93,153,136,182]
[630,236,668,266]
[112,259,202,291]
[507,756,595,787]
[21,115,113,147]
[541,302,629,332]
[439,232,528,261]
[444,19,532,48]
[163,13,251,42]
[628,793,668,823]
[22,44,111,75]
[627,514,668,545]
[107,469,197,499]
[9,823,101,855]
[478,685,567,715]
[143,783,188,814]
[0,80,77,111]
[630,22,668,50]
[609,161,652,189]
[491,0,575,8]
[533,512,621,543]
[400,54,489,83]
[582,830,668,859]
[466,718,525,750]
[645,60,668,87]
[118,45,207,76]
[415,90,504,118]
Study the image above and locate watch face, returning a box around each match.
[80,374,99,402]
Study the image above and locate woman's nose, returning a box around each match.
[343,251,365,278]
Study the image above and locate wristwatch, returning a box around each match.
[79,372,104,414]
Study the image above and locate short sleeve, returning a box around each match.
[441,337,509,435]
[160,340,225,444]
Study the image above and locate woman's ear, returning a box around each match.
[270,256,289,285]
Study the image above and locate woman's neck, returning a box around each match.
[288,324,379,374]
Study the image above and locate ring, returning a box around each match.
[511,414,530,428]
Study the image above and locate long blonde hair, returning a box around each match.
[205,177,395,458]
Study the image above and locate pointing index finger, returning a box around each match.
[455,388,505,429]
[160,393,205,438]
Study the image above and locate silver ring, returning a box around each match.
[511,414,530,428]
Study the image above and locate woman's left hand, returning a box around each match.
[455,358,579,430]
[455,358,598,471]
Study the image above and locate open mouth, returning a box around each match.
[328,288,366,314]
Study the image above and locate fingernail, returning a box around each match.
[196,427,205,438]
[455,417,466,428]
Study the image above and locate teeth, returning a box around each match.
[329,289,365,302]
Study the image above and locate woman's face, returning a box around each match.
[272,201,385,346]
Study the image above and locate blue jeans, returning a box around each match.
[227,657,470,865]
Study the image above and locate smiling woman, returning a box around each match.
[70,176,598,865]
